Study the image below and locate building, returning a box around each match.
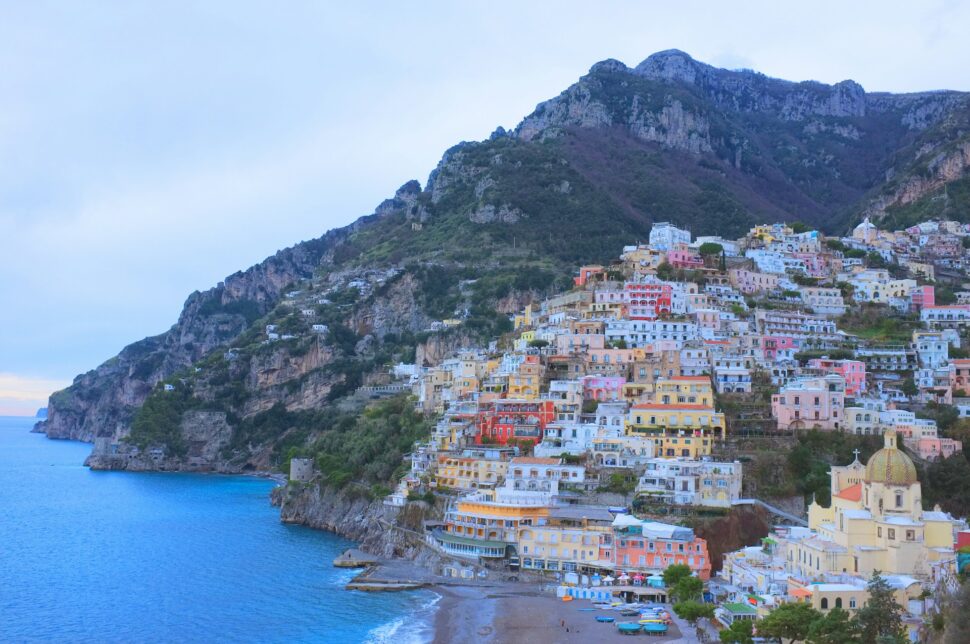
[792,430,963,584]
[771,374,845,430]
[612,514,712,580]
[636,458,742,508]
[649,222,691,251]
[518,506,615,574]
[476,399,556,446]
[807,358,866,397]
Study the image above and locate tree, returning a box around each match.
[663,563,693,588]
[673,600,714,624]
[790,221,811,233]
[757,602,822,644]
[673,575,704,602]
[943,580,970,643]
[699,242,723,256]
[527,339,549,348]
[855,571,904,644]
[720,618,754,644]
[807,607,861,644]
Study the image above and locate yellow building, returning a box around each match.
[434,453,510,491]
[517,506,615,573]
[654,376,715,407]
[437,490,551,558]
[513,304,535,330]
[507,355,542,399]
[626,403,726,458]
[789,430,960,582]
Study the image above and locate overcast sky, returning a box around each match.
[1,1,969,415]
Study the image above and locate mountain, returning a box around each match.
[37,50,970,479]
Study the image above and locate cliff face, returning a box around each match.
[39,232,344,443]
[272,483,442,564]
[38,49,970,475]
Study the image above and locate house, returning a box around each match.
[649,222,691,251]
[612,514,712,580]
[475,399,556,446]
[922,305,970,329]
[806,358,866,397]
[771,374,845,430]
[636,457,742,508]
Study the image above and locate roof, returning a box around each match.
[834,483,862,502]
[549,506,616,522]
[631,403,715,410]
[843,509,873,520]
[789,588,813,598]
[723,603,758,615]
[510,457,561,465]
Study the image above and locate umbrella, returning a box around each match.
[603,575,614,584]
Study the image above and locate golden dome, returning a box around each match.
[865,430,918,486]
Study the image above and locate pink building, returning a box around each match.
[771,374,845,430]
[624,282,672,319]
[762,336,798,362]
[793,252,826,278]
[581,375,627,401]
[729,268,780,295]
[911,285,935,312]
[807,358,866,397]
[667,249,704,270]
[555,333,606,355]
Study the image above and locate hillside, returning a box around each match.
[38,50,970,480]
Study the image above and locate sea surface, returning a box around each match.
[0,416,437,643]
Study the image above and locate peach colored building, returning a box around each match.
[807,358,866,397]
[771,374,845,430]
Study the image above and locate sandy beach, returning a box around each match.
[431,583,687,644]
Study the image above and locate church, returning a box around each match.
[789,430,960,582]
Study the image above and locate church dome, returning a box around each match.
[865,430,918,486]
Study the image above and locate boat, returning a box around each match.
[596,616,616,623]
[643,622,668,634]
[617,622,642,634]
[561,595,573,602]
[620,609,640,617]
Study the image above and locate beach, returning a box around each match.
[431,583,687,644]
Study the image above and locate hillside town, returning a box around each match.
[293,217,970,640]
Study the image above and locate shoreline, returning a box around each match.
[429,582,687,644]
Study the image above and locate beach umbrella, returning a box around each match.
[603,575,614,584]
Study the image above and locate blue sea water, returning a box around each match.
[0,416,437,643]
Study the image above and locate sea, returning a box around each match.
[0,416,438,643]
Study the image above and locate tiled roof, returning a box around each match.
[834,483,862,502]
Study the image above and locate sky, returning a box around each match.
[2,1,969,416]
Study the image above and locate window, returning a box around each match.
[888,528,896,540]
[906,530,915,541]
[849,597,857,609]
[895,492,903,508]
[835,598,842,609]
[821,598,829,609]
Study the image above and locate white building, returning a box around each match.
[649,222,691,251]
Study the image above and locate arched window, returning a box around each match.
[835,598,842,609]
[821,598,829,609]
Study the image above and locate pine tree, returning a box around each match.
[855,571,904,644]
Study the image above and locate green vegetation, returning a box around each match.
[855,572,905,643]
[838,305,918,343]
[265,396,433,486]
[127,382,200,456]
[719,619,754,644]
[672,600,714,625]
[757,602,821,643]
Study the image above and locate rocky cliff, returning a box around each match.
[272,482,443,564]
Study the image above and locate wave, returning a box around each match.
[365,591,441,644]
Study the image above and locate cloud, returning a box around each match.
[0,373,70,416]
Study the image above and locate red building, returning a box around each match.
[476,399,556,446]
[624,282,672,320]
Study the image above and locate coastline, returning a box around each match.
[429,582,682,644]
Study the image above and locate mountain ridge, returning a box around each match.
[37,51,970,473]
